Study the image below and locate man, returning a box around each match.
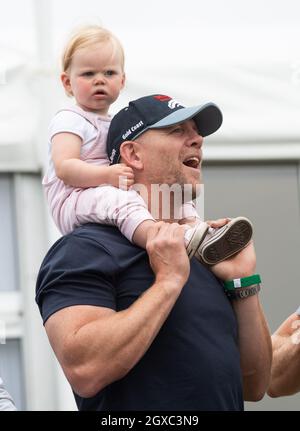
[268,309,300,397]
[36,94,271,410]
[0,376,16,411]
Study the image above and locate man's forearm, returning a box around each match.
[232,295,272,401]
[65,278,184,397]
[268,338,300,396]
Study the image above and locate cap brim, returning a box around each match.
[149,102,223,137]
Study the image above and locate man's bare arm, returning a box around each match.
[232,295,272,401]
[212,242,272,401]
[45,222,189,398]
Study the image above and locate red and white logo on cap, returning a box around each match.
[154,95,171,102]
[168,99,182,109]
[154,95,183,110]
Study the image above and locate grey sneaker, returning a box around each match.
[186,222,210,259]
[195,216,253,265]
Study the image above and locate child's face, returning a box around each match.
[62,42,125,115]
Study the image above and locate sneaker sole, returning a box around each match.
[199,217,253,265]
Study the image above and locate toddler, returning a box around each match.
[43,25,252,265]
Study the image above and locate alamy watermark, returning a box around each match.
[94,180,205,223]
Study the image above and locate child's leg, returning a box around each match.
[179,216,199,227]
[132,220,156,248]
[66,188,206,252]
[180,201,201,226]
[133,201,202,249]
[72,185,155,245]
[62,188,253,263]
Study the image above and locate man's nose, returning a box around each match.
[187,132,203,148]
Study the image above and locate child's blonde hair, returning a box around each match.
[62,25,125,73]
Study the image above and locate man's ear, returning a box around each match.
[61,72,73,96]
[120,141,143,169]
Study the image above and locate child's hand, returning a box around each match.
[108,163,135,190]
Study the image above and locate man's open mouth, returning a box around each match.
[182,156,200,169]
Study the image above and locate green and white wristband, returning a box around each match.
[223,274,261,300]
[223,274,261,291]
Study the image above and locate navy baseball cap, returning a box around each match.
[107,94,223,165]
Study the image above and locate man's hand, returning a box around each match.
[206,217,230,228]
[146,222,190,287]
[211,240,256,281]
[204,217,256,280]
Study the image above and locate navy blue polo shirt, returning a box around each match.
[35,223,243,411]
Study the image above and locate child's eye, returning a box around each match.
[82,71,94,77]
[104,70,116,77]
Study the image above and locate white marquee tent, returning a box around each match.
[0,0,299,411]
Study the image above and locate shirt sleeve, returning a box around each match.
[35,234,118,324]
[48,110,90,141]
